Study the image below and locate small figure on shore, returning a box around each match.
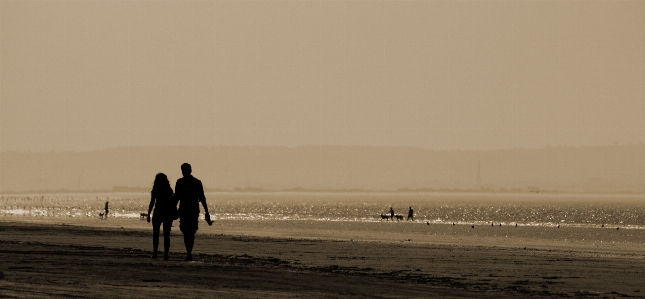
[426,221,429,225]
[471,225,475,229]
[407,207,414,221]
[491,223,494,227]
[557,225,560,228]
[515,223,518,227]
[499,223,502,227]
[147,173,175,260]
[617,227,620,230]
[389,207,394,221]
[175,163,213,261]
[104,201,109,219]
[453,223,455,226]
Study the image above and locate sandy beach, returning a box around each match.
[1,219,644,298]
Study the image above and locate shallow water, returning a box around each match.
[2,192,645,229]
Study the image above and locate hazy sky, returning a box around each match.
[1,0,644,152]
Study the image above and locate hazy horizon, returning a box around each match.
[2,144,644,193]
[2,1,644,152]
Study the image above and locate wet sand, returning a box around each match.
[1,220,644,298]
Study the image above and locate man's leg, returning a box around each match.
[183,233,194,261]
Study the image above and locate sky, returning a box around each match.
[1,0,644,152]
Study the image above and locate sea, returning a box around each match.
[3,192,645,229]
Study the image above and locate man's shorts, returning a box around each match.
[179,218,198,235]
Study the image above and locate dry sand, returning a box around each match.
[0,220,644,298]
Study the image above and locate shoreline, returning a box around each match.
[4,217,645,255]
[1,220,644,298]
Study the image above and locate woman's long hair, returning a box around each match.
[152,173,173,197]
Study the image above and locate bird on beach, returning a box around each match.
[499,224,502,227]
[426,221,429,225]
[557,225,560,228]
[515,223,518,227]
[617,227,620,230]
[452,223,455,226]
[491,223,494,227]
[471,225,475,229]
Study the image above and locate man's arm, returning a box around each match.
[173,180,181,207]
[198,181,212,225]
[198,181,209,215]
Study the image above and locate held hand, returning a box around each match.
[146,215,151,223]
[205,213,213,226]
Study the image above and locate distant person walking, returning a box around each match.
[390,207,394,221]
[104,201,109,219]
[407,207,414,221]
[147,173,176,260]
[174,163,212,261]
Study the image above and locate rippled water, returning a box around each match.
[2,193,645,229]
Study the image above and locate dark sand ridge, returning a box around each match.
[1,221,644,298]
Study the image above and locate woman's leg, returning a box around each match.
[162,220,172,260]
[152,220,161,258]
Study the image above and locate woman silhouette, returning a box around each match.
[147,173,176,260]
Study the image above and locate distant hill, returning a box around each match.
[1,145,645,193]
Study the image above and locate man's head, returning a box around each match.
[181,163,192,177]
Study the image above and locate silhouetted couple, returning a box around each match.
[147,163,212,261]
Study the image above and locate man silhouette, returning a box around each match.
[174,163,212,261]
[407,206,414,221]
